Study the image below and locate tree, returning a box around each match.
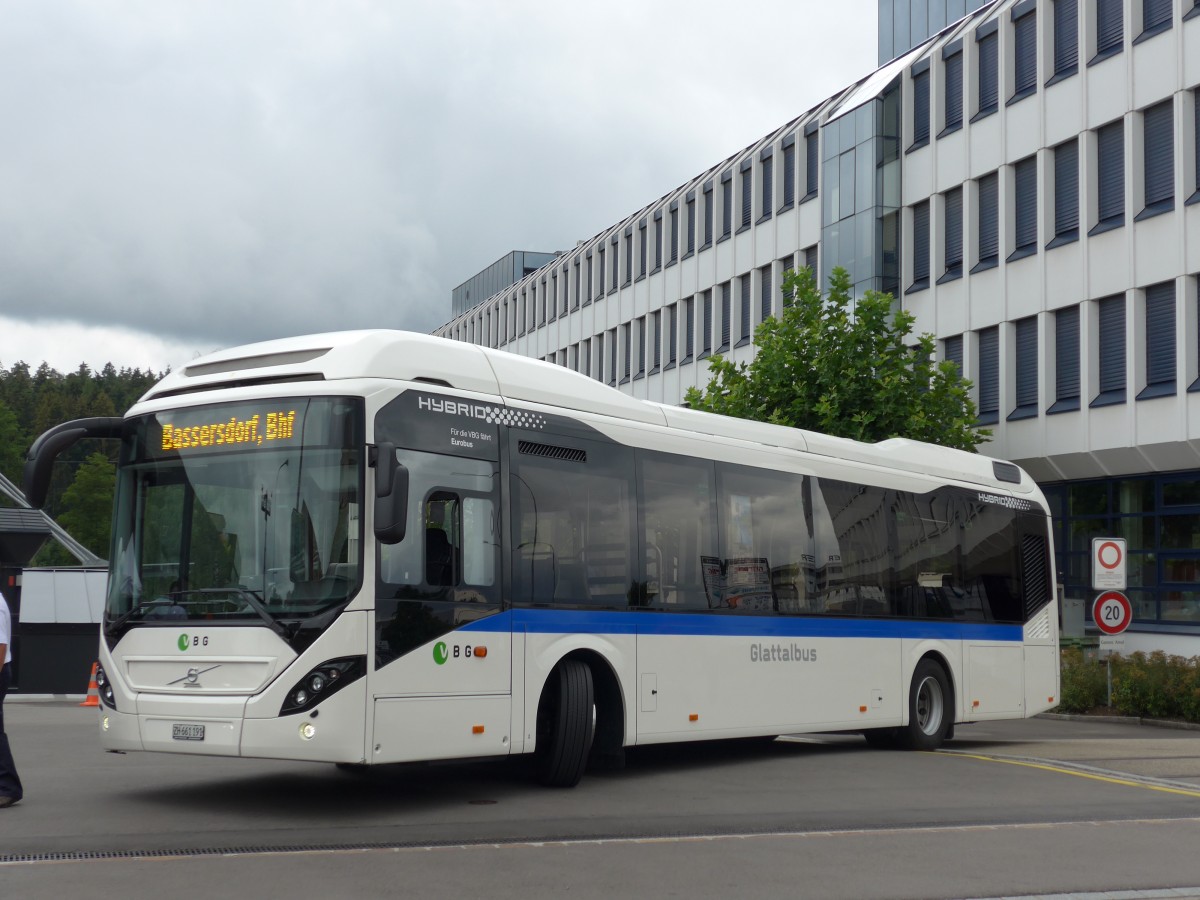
[57,452,117,558]
[0,398,24,487]
[684,266,989,452]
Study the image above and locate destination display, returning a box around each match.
[159,410,297,452]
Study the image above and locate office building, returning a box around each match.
[437,0,1200,652]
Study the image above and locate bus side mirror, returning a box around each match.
[373,442,408,545]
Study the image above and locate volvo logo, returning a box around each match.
[167,664,221,687]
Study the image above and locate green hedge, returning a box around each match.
[1058,649,1200,722]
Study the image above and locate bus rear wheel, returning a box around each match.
[535,660,595,787]
[898,659,951,751]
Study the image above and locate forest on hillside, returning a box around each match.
[0,360,164,563]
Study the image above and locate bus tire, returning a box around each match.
[535,660,595,788]
[898,659,951,751]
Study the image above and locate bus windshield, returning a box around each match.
[106,397,363,630]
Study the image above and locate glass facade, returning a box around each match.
[878,0,991,65]
[1043,472,1200,628]
[452,250,558,318]
[820,81,901,300]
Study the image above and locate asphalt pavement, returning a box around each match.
[3,701,1200,900]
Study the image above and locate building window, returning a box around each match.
[1140,281,1176,398]
[721,171,733,239]
[940,186,963,283]
[909,200,930,292]
[669,205,679,264]
[781,138,796,211]
[638,220,647,279]
[562,265,569,315]
[977,326,1000,425]
[608,327,618,386]
[719,282,731,352]
[685,195,696,256]
[804,130,819,200]
[739,163,752,231]
[975,25,999,120]
[666,305,677,368]
[621,323,631,384]
[622,232,632,286]
[1050,139,1080,247]
[759,153,773,223]
[539,283,546,326]
[1093,119,1125,234]
[1010,316,1038,420]
[651,312,661,374]
[1093,295,1126,406]
[1010,156,1038,261]
[1051,0,1078,82]
[910,64,930,150]
[1137,0,1172,42]
[594,332,603,381]
[636,316,647,378]
[1094,0,1123,62]
[654,212,663,272]
[1051,306,1081,413]
[760,265,773,323]
[1193,91,1200,206]
[972,172,999,273]
[701,290,713,358]
[780,255,796,307]
[683,298,694,364]
[1010,3,1037,105]
[1138,100,1174,220]
[737,275,751,346]
[942,46,963,135]
[573,261,581,310]
[944,334,963,374]
[703,181,714,248]
[549,274,557,322]
[612,236,620,290]
[804,245,818,279]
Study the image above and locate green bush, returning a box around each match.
[1060,649,1200,722]
[1059,648,1107,713]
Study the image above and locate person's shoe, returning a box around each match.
[0,796,18,808]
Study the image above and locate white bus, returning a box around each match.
[24,330,1059,787]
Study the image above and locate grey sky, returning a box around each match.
[0,0,877,374]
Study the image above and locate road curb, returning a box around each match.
[1037,712,1200,732]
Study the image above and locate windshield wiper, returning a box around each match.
[107,588,289,639]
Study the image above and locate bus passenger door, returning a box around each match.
[369,443,510,764]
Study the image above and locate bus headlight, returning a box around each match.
[279,656,366,716]
[96,665,117,710]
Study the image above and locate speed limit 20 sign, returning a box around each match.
[1093,590,1132,636]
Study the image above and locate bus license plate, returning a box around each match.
[172,723,205,742]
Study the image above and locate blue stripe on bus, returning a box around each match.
[460,609,1023,642]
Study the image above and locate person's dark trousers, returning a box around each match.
[0,662,23,802]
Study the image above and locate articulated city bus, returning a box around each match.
[24,330,1059,786]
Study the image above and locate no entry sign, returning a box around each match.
[1091,537,1127,590]
[1093,590,1132,636]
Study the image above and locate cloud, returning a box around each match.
[0,0,877,367]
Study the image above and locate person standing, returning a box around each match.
[0,588,22,808]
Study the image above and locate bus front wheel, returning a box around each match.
[535,660,595,787]
[898,659,951,751]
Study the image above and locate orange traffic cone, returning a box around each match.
[80,662,100,707]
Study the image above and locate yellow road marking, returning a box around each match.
[940,751,1200,799]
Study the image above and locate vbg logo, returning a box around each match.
[177,634,209,651]
[433,642,448,665]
